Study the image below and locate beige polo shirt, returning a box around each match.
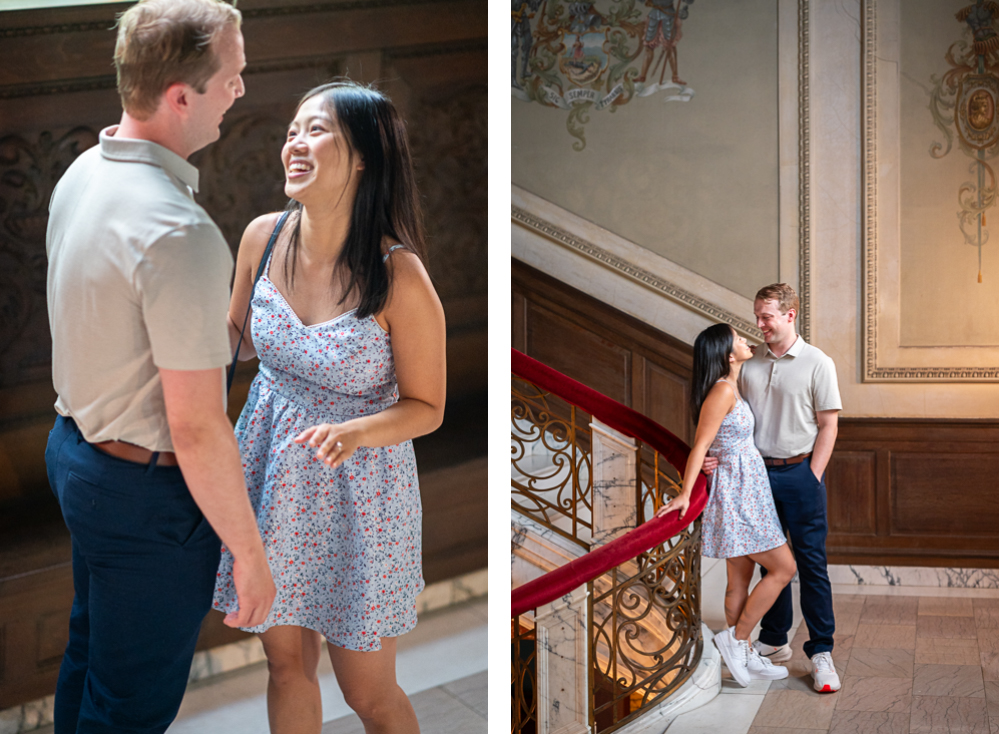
[738,335,842,459]
[46,127,233,452]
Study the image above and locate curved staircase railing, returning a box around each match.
[511,349,709,734]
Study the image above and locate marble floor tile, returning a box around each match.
[982,652,998,684]
[768,670,819,694]
[846,648,914,679]
[321,683,486,734]
[861,598,919,626]
[834,676,912,714]
[835,596,870,617]
[909,695,990,734]
[747,728,828,734]
[666,683,767,733]
[441,670,487,718]
[911,665,986,698]
[751,689,839,729]
[720,677,775,695]
[916,616,978,640]
[978,628,999,655]
[838,614,863,637]
[971,598,999,610]
[915,638,983,666]
[974,607,998,631]
[827,710,910,734]
[834,635,857,666]
[918,597,975,618]
[854,625,917,650]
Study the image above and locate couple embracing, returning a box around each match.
[44,0,444,732]
[655,284,843,693]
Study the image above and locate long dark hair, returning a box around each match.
[690,324,734,424]
[282,80,426,319]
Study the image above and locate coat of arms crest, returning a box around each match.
[512,0,696,150]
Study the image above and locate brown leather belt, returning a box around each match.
[93,440,179,467]
[762,452,811,467]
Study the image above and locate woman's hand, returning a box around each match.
[656,493,691,521]
[294,423,361,468]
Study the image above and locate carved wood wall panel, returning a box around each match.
[514,259,999,568]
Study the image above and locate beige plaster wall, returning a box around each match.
[898,0,999,348]
[511,0,780,301]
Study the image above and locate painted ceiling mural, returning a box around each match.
[929,0,998,283]
[512,0,695,150]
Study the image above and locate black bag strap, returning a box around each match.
[227,210,290,394]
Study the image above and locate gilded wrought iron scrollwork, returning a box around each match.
[511,374,593,547]
[511,618,538,734]
[591,521,701,732]
[0,127,98,388]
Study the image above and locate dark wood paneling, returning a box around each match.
[526,303,631,406]
[826,451,877,536]
[0,0,486,708]
[513,259,999,570]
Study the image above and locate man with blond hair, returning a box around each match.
[45,1,275,730]
[706,283,842,693]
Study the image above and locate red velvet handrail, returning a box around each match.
[511,348,708,618]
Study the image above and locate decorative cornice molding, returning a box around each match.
[798,0,811,343]
[0,75,116,100]
[861,0,998,383]
[511,204,759,338]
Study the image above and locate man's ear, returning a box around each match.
[162,82,190,117]
[786,308,797,322]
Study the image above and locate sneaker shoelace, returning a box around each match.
[814,652,834,673]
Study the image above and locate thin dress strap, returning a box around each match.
[382,244,407,263]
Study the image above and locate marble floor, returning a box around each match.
[665,559,999,734]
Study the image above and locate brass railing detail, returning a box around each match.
[591,523,702,732]
[511,375,593,547]
[511,369,703,734]
[511,617,537,734]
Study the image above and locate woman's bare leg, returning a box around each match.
[259,625,324,734]
[733,543,796,641]
[725,557,755,628]
[327,637,420,734]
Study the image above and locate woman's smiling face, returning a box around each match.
[282,94,362,206]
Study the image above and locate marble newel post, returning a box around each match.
[590,418,638,547]
[534,585,591,734]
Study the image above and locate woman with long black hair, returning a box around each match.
[212,81,445,733]
[655,324,795,687]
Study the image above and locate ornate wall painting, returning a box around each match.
[863,0,998,382]
[511,0,696,150]
[928,0,998,284]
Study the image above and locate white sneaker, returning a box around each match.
[747,646,789,681]
[752,639,793,663]
[713,627,751,687]
[811,651,841,693]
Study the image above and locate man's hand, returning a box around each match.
[701,456,719,475]
[225,551,276,628]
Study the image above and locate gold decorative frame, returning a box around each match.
[861,0,998,383]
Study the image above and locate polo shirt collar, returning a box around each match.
[766,335,804,359]
[99,126,200,193]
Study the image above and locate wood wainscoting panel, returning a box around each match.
[826,450,877,536]
[525,302,631,406]
[890,453,998,537]
[513,259,999,568]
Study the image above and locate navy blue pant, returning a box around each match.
[45,415,221,734]
[757,457,835,659]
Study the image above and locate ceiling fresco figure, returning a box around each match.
[511,0,696,150]
[929,0,999,283]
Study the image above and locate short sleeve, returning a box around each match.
[812,355,843,412]
[135,224,234,371]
